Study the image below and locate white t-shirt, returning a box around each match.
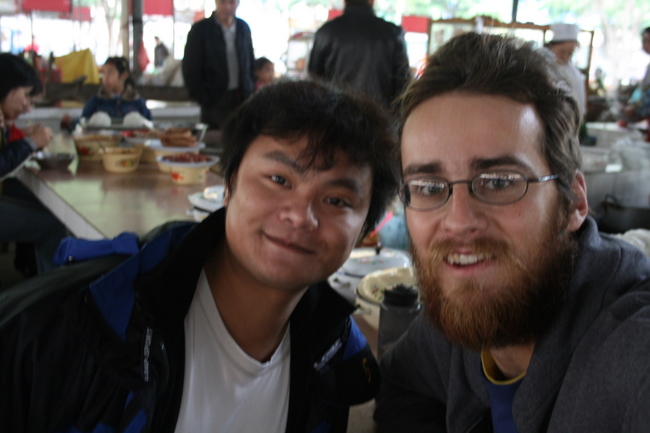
[174,270,291,433]
[218,18,240,91]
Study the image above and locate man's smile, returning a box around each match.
[445,253,491,266]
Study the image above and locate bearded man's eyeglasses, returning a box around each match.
[398,170,558,211]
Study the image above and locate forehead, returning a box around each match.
[401,93,548,176]
[102,63,118,73]
[247,134,367,172]
[7,86,32,98]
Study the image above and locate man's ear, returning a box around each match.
[567,170,589,232]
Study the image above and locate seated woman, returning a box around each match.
[62,56,152,129]
[1,52,68,276]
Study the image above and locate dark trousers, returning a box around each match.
[200,89,243,130]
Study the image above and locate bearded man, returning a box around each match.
[374,32,650,433]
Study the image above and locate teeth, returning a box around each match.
[446,253,488,265]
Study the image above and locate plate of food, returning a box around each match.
[356,266,418,305]
[340,247,411,278]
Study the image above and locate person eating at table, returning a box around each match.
[61,56,152,130]
[0,52,68,276]
[374,32,650,433]
[0,79,399,432]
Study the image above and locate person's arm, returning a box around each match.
[374,313,450,433]
[390,27,413,104]
[80,96,101,122]
[182,25,208,106]
[0,138,34,178]
[137,99,153,121]
[307,31,328,78]
[247,29,256,88]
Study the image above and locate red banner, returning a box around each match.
[401,15,429,34]
[21,0,71,13]
[59,6,92,22]
[144,0,173,16]
[327,9,342,21]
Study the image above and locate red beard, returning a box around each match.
[411,213,578,351]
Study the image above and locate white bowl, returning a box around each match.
[356,266,418,305]
[100,148,142,173]
[73,134,120,161]
[150,142,205,172]
[156,154,220,185]
[340,247,411,278]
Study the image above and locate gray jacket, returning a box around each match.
[375,217,650,433]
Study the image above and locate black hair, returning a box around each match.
[254,57,273,72]
[104,56,136,90]
[0,52,41,102]
[220,78,400,235]
[399,32,581,210]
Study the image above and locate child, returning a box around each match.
[61,56,152,130]
[254,57,275,91]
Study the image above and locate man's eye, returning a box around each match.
[326,197,350,208]
[270,175,288,186]
[412,181,446,196]
[479,175,521,191]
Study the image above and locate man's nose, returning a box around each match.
[279,197,319,231]
[439,183,487,236]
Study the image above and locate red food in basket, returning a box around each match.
[161,153,211,163]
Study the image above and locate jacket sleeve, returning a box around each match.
[81,96,100,120]
[307,30,329,79]
[246,26,256,91]
[374,313,449,433]
[137,98,153,120]
[390,27,412,104]
[0,138,34,178]
[182,25,209,106]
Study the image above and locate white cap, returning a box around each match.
[550,23,579,42]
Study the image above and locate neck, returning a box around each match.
[488,342,535,379]
[219,16,235,27]
[204,243,307,362]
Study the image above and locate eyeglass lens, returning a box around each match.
[400,172,530,210]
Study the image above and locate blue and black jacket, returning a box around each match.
[0,208,380,432]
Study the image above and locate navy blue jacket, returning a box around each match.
[1,126,34,178]
[80,84,152,122]
[0,208,379,432]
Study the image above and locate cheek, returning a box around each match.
[405,211,436,247]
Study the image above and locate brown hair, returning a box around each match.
[399,32,582,207]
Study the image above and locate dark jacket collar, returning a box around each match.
[344,2,375,15]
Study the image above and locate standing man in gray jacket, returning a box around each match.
[308,0,411,111]
[182,0,255,131]
[375,32,650,432]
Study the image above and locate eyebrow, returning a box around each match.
[264,150,303,172]
[263,150,366,195]
[403,155,535,177]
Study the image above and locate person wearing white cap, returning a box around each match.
[546,23,587,120]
